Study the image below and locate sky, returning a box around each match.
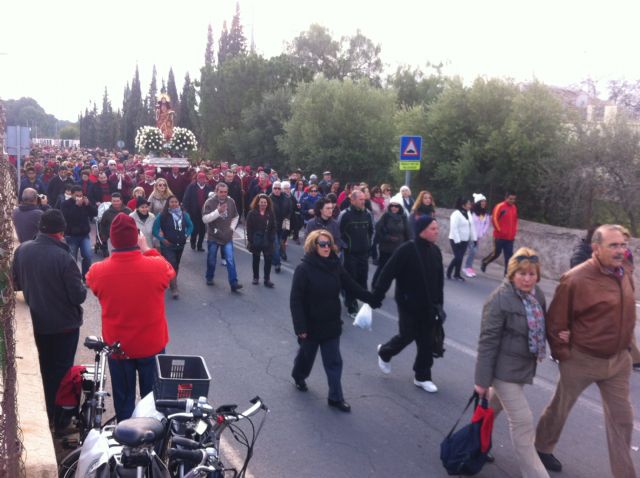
[2,0,640,122]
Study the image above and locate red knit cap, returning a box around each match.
[110,213,138,249]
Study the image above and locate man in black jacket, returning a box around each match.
[12,209,87,419]
[269,181,293,272]
[61,185,98,281]
[339,190,373,316]
[46,165,75,207]
[373,215,447,393]
[12,188,49,243]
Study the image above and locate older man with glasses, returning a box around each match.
[269,181,293,272]
[534,225,637,476]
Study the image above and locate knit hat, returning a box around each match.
[136,197,150,208]
[39,209,67,234]
[473,193,487,204]
[110,213,138,249]
[197,172,207,180]
[414,214,436,236]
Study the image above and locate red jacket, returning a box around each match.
[86,249,175,359]
[491,201,518,241]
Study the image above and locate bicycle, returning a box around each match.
[57,336,123,477]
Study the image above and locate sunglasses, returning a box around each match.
[310,190,318,193]
[316,240,332,248]
[514,255,539,263]
[273,187,281,189]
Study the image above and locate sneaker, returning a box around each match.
[377,344,391,374]
[454,276,466,282]
[414,379,438,393]
[264,280,275,288]
[463,268,474,278]
[231,283,243,293]
[206,279,214,286]
[252,278,259,285]
[221,259,227,266]
[480,262,487,273]
[275,265,281,273]
[537,452,562,472]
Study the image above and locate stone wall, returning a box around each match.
[434,207,640,287]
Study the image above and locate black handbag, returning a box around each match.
[440,392,494,476]
[251,216,269,250]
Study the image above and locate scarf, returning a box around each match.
[416,204,435,217]
[169,207,183,231]
[514,288,546,361]
[138,211,149,222]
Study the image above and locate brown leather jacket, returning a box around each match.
[547,257,636,361]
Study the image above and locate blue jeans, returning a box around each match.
[65,234,92,279]
[108,352,161,422]
[206,241,238,285]
[272,231,283,266]
[464,241,478,269]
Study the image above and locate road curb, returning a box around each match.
[14,292,58,477]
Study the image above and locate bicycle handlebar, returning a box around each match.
[155,398,194,412]
[167,448,206,463]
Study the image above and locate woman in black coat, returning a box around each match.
[290,229,380,412]
[246,194,277,287]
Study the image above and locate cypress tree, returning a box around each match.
[227,2,247,58]
[204,23,215,67]
[167,68,180,124]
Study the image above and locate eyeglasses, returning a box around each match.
[310,190,318,193]
[316,240,332,248]
[273,187,281,190]
[390,204,400,208]
[514,255,539,263]
[605,242,628,250]
[158,184,166,187]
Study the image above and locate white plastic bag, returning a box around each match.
[353,303,373,331]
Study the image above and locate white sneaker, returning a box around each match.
[414,379,438,393]
[221,259,227,266]
[377,344,391,374]
[463,268,475,278]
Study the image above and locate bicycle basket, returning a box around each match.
[154,355,211,400]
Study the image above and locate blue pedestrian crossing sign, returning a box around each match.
[399,135,422,170]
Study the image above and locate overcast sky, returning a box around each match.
[2,0,639,121]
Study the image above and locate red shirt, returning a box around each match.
[86,249,175,358]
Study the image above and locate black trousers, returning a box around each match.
[190,215,206,249]
[344,252,368,312]
[292,336,343,401]
[447,240,468,278]
[481,238,514,275]
[252,249,272,280]
[378,310,434,382]
[34,328,80,419]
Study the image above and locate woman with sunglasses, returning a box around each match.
[474,248,549,477]
[290,230,380,413]
[147,178,174,216]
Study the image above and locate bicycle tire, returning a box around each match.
[58,447,80,478]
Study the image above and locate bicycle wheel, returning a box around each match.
[58,448,80,478]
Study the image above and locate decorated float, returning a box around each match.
[135,93,197,168]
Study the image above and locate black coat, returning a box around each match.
[12,234,86,334]
[290,253,374,340]
[46,175,75,206]
[375,208,411,254]
[246,208,276,253]
[570,239,592,268]
[374,238,444,319]
[61,198,98,236]
[339,206,373,255]
[182,183,213,220]
[270,193,292,232]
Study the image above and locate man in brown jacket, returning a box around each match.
[535,225,636,477]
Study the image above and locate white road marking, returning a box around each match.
[220,436,255,478]
[374,308,640,433]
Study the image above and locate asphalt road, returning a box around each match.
[74,228,640,477]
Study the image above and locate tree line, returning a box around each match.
[74,3,640,234]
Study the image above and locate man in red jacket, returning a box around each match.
[481,191,518,275]
[86,213,175,421]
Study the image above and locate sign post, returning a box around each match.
[399,135,422,189]
[6,126,31,191]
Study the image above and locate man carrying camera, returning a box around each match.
[61,185,98,281]
[12,187,50,243]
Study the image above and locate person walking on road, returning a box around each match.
[153,196,193,299]
[202,182,243,292]
[481,191,518,275]
[290,230,380,413]
[371,197,411,288]
[305,197,342,250]
[269,181,292,273]
[86,213,175,422]
[534,225,637,477]
[464,193,490,278]
[183,172,213,251]
[374,215,446,393]
[447,197,476,281]
[246,194,277,288]
[12,209,87,421]
[474,248,550,478]
[12,188,48,243]
[98,192,132,256]
[339,190,374,317]
[147,178,174,216]
[61,185,98,282]
[129,197,156,250]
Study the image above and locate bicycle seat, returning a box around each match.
[84,336,106,351]
[114,417,164,447]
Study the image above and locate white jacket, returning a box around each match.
[449,209,477,243]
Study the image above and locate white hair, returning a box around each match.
[272,181,282,188]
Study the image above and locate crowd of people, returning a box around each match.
[8,145,640,477]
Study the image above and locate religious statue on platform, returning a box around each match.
[156,93,175,142]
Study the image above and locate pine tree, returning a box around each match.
[204,23,215,67]
[218,21,230,65]
[145,65,158,125]
[124,66,144,150]
[227,2,247,58]
[167,68,180,124]
[179,73,199,134]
